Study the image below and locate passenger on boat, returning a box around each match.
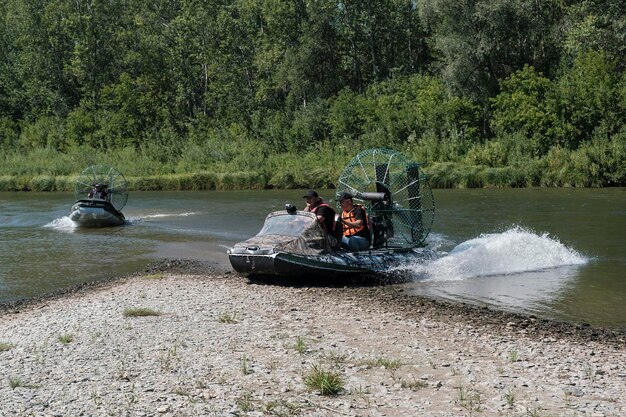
[88,184,108,200]
[303,190,341,247]
[338,192,371,252]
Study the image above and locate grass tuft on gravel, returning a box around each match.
[264,398,301,415]
[218,311,239,324]
[123,307,162,317]
[0,342,14,352]
[400,378,428,390]
[362,357,402,370]
[140,273,166,280]
[303,363,344,396]
[293,336,307,353]
[8,377,39,390]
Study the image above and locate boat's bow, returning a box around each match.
[70,199,125,227]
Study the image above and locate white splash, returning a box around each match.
[43,216,77,231]
[424,232,455,252]
[394,227,588,281]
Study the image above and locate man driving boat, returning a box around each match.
[88,184,108,200]
[302,190,341,247]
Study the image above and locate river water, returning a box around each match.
[1,189,624,328]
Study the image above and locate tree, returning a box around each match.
[555,50,622,147]
[337,0,429,91]
[0,0,75,120]
[419,0,565,101]
[64,0,126,112]
[562,0,626,71]
[491,65,567,155]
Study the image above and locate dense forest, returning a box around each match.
[0,0,624,190]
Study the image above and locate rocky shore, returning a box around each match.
[1,261,624,416]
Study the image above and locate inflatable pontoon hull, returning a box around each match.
[69,199,125,227]
[228,248,421,278]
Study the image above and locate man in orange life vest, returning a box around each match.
[302,190,340,243]
[338,192,371,252]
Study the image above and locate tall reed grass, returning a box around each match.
[1,134,623,191]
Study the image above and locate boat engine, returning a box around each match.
[358,191,394,248]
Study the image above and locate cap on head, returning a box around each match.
[338,191,353,202]
[302,190,319,199]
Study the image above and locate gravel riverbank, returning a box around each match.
[1,263,624,417]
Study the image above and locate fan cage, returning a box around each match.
[336,148,435,248]
[74,165,129,211]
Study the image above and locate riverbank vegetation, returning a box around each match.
[0,1,624,190]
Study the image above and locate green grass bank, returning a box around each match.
[1,136,624,192]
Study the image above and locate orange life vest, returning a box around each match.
[341,205,368,237]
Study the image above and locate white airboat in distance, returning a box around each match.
[69,165,128,227]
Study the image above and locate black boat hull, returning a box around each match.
[229,248,421,278]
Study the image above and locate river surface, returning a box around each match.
[1,189,624,328]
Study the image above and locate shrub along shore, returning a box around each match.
[2,139,625,192]
[1,162,621,193]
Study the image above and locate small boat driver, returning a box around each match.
[303,190,341,248]
[88,184,109,200]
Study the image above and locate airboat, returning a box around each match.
[228,148,435,278]
[69,165,129,227]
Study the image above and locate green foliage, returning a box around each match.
[419,0,566,101]
[0,177,17,191]
[265,145,350,189]
[562,1,626,70]
[328,88,366,142]
[492,52,624,158]
[566,135,626,187]
[0,117,19,150]
[286,99,332,152]
[18,116,68,150]
[491,66,567,155]
[464,140,509,167]
[63,108,98,148]
[329,75,481,159]
[555,50,622,148]
[1,147,79,177]
[0,0,624,188]
[28,175,56,192]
